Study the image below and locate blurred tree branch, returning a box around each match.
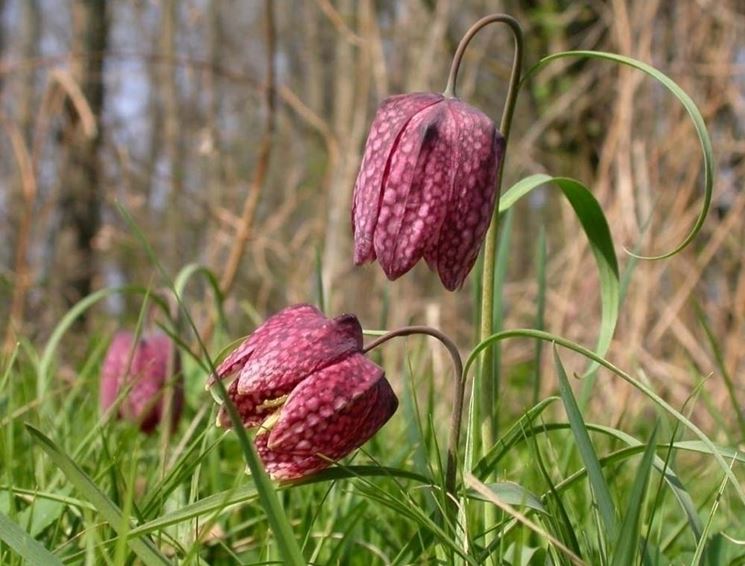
[218,0,276,297]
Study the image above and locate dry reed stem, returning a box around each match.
[49,68,97,138]
[650,189,745,345]
[314,0,364,46]
[217,0,276,298]
[2,118,37,353]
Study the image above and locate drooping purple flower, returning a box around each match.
[100,331,184,434]
[208,304,398,480]
[352,92,505,290]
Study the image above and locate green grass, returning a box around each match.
[1,290,744,564]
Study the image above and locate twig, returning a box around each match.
[218,0,276,297]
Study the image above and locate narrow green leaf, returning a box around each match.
[129,465,428,537]
[354,483,478,564]
[691,457,736,566]
[466,474,584,565]
[19,497,66,538]
[499,174,620,380]
[324,501,367,564]
[464,329,745,506]
[532,226,547,406]
[25,424,170,566]
[696,304,745,438]
[485,440,701,560]
[0,487,94,512]
[670,441,745,463]
[208,378,307,565]
[473,396,559,478]
[612,427,658,566]
[466,481,547,515]
[477,419,703,543]
[314,245,326,315]
[522,50,713,260]
[117,202,307,566]
[553,347,618,540]
[0,511,63,566]
[479,208,515,550]
[530,433,583,559]
[491,207,515,389]
[38,286,169,393]
[173,263,227,329]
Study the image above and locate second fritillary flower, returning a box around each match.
[208,304,398,480]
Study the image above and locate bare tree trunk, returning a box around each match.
[143,27,163,212]
[0,0,6,275]
[2,0,38,268]
[206,0,224,204]
[161,0,184,269]
[302,1,324,114]
[56,0,108,307]
[18,0,40,140]
[219,0,276,297]
[0,0,5,97]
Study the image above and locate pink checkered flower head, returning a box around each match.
[100,331,184,434]
[352,92,505,290]
[208,304,398,481]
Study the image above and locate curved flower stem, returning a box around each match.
[364,326,464,516]
[445,13,523,461]
[444,14,523,142]
[444,16,523,557]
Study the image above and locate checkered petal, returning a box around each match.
[213,305,364,428]
[257,354,397,480]
[352,92,443,264]
[425,100,504,290]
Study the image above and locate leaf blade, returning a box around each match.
[611,427,658,566]
[553,347,618,541]
[25,424,170,566]
[499,174,620,381]
[0,511,63,566]
[521,50,713,260]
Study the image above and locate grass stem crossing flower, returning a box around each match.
[208,304,398,480]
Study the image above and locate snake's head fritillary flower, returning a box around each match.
[207,304,398,480]
[352,92,505,290]
[100,331,184,434]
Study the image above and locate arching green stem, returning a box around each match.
[445,14,523,458]
[364,326,464,514]
[444,15,524,136]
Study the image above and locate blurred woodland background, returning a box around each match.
[1,0,744,430]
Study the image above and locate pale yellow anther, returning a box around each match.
[258,411,282,434]
[256,394,289,411]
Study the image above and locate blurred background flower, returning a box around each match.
[100,330,184,433]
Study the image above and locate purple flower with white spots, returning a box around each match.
[352,92,505,290]
[100,331,184,434]
[208,304,398,481]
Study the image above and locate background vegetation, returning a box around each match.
[1,0,743,564]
